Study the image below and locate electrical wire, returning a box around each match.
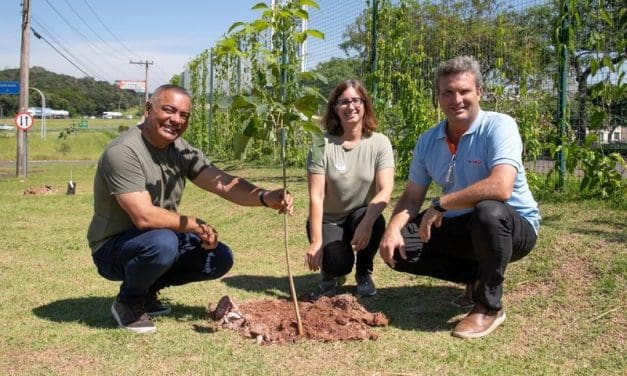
[39,0,130,79]
[31,16,103,80]
[31,26,96,79]
[60,0,128,61]
[81,0,142,60]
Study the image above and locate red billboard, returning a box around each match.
[115,80,146,93]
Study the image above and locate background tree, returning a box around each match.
[565,0,626,142]
[213,0,326,164]
[0,67,140,117]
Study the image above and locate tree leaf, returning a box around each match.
[298,0,320,10]
[294,94,321,117]
[251,2,269,10]
[216,96,234,109]
[227,22,246,34]
[305,29,325,40]
[308,126,325,165]
[233,133,251,159]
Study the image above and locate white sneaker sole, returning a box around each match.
[451,312,506,339]
[111,304,156,334]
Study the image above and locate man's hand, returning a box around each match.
[379,228,405,268]
[194,218,219,250]
[418,207,443,243]
[261,189,294,215]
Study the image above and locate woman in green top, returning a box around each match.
[305,80,395,296]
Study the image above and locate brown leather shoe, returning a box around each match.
[451,302,506,339]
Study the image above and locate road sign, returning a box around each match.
[0,81,20,95]
[14,112,34,131]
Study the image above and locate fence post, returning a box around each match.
[208,49,214,149]
[557,0,570,190]
[369,0,378,97]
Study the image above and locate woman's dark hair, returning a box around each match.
[320,79,377,136]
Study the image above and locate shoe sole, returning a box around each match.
[357,288,377,297]
[111,304,156,334]
[451,312,506,339]
[318,276,346,293]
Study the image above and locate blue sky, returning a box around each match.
[0,0,260,92]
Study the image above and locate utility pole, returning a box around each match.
[17,0,31,178]
[130,60,153,106]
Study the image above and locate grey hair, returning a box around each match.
[149,84,191,104]
[434,56,483,93]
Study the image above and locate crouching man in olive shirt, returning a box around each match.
[88,84,293,333]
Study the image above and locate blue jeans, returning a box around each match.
[92,228,234,305]
[391,200,537,311]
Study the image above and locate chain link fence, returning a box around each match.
[182,0,625,197]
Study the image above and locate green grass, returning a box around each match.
[0,119,136,161]
[0,158,625,375]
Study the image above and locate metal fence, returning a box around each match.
[182,0,626,183]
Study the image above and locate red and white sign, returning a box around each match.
[14,112,34,131]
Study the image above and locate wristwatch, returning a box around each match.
[431,197,446,213]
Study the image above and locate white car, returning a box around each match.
[0,124,14,131]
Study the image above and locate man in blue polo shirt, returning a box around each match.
[379,56,539,339]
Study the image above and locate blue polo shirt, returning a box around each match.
[409,110,540,233]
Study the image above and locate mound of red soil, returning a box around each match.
[207,294,388,344]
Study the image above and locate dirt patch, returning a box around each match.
[23,185,55,195]
[207,294,388,345]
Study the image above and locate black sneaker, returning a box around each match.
[319,270,346,293]
[111,298,156,334]
[355,273,377,297]
[146,292,171,316]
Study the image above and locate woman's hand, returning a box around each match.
[305,243,322,271]
[351,220,373,252]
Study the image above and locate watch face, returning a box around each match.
[431,198,445,212]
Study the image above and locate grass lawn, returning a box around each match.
[0,154,624,374]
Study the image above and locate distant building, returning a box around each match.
[115,80,146,93]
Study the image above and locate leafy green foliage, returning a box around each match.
[342,0,558,178]
[184,51,210,152]
[212,0,327,164]
[0,67,140,117]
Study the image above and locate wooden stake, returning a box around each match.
[280,127,303,335]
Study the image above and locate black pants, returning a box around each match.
[307,206,385,277]
[391,200,537,310]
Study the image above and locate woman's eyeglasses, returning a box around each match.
[336,97,364,108]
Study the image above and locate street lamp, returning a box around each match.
[30,87,46,141]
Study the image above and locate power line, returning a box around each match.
[60,0,128,61]
[40,0,127,78]
[81,0,141,60]
[31,26,95,79]
[31,17,102,80]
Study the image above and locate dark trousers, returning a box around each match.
[392,200,536,310]
[307,206,385,277]
[92,228,234,305]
